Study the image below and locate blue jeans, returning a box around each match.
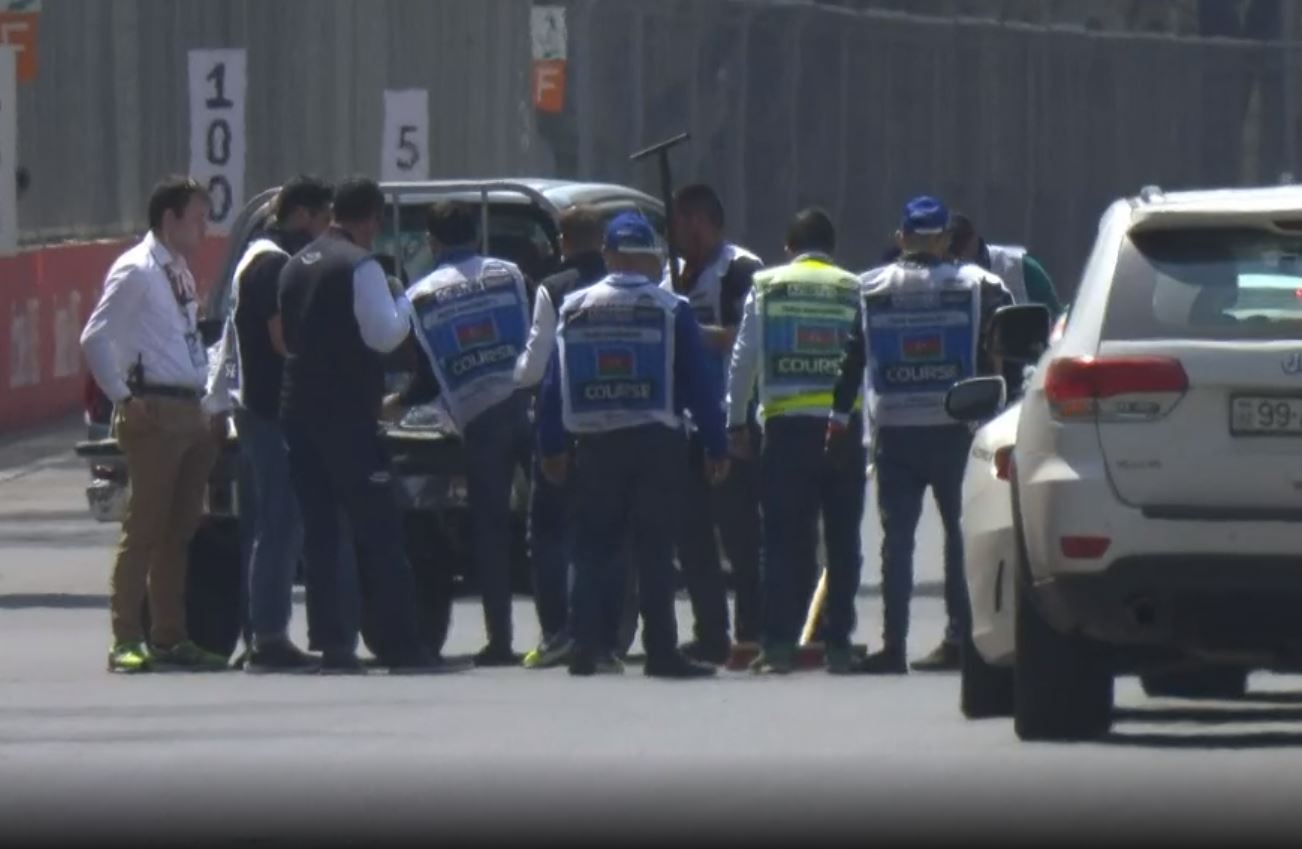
[874,424,973,651]
[761,416,866,648]
[235,407,304,646]
[462,392,533,648]
[570,425,686,663]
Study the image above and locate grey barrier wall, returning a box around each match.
[14,0,1302,296]
[14,0,540,244]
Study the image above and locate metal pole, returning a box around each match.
[631,132,691,292]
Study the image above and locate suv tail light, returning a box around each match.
[1060,535,1111,559]
[1044,356,1188,422]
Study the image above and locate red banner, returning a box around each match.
[0,235,227,433]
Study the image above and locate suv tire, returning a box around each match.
[140,516,243,660]
[1009,484,1113,741]
[961,626,1014,719]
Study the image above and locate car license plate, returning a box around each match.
[1230,395,1302,435]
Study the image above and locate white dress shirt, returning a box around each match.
[725,289,761,428]
[80,232,208,403]
[352,258,413,353]
[513,286,558,388]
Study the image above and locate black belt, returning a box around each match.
[131,384,201,401]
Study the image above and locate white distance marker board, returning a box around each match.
[188,48,246,235]
[381,89,430,182]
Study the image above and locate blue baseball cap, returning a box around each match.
[604,211,662,255]
[900,195,949,235]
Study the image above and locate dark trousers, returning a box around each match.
[528,450,573,641]
[874,424,973,651]
[571,424,686,663]
[462,392,533,648]
[284,415,424,662]
[762,416,867,649]
[531,449,639,648]
[678,426,764,645]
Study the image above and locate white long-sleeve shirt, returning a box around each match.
[725,290,761,428]
[352,258,413,353]
[513,286,558,387]
[80,232,208,403]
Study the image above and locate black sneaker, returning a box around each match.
[568,648,598,677]
[320,651,367,676]
[385,651,473,676]
[645,652,717,680]
[474,643,523,668]
[245,640,320,675]
[910,640,961,672]
[854,647,908,675]
[680,639,730,666]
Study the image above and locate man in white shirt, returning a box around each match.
[512,205,608,669]
[277,176,442,675]
[81,176,231,674]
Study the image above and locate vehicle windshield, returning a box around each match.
[1104,226,1302,340]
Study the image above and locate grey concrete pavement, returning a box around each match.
[2,421,1302,843]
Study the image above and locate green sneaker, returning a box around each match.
[749,644,795,675]
[825,643,857,675]
[523,635,573,670]
[151,640,230,672]
[108,641,153,674]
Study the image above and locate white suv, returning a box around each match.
[953,185,1302,741]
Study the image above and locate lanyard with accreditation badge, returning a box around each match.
[160,258,209,372]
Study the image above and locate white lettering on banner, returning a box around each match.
[8,295,37,388]
[583,382,652,402]
[0,46,16,254]
[188,49,246,235]
[776,356,841,376]
[448,343,515,377]
[51,289,81,379]
[884,363,959,384]
[381,89,429,182]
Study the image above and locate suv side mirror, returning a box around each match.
[993,304,1052,364]
[197,317,226,348]
[946,376,1007,423]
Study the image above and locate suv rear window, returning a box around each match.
[374,202,560,286]
[1105,227,1302,340]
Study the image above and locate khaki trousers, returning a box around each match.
[109,397,218,646]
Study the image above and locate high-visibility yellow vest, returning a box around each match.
[749,254,861,422]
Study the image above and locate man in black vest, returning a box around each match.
[278,176,439,674]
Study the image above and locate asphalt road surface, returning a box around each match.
[2,419,1302,845]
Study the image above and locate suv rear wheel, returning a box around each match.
[961,626,1014,719]
[1013,572,1114,741]
[1009,492,1113,741]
